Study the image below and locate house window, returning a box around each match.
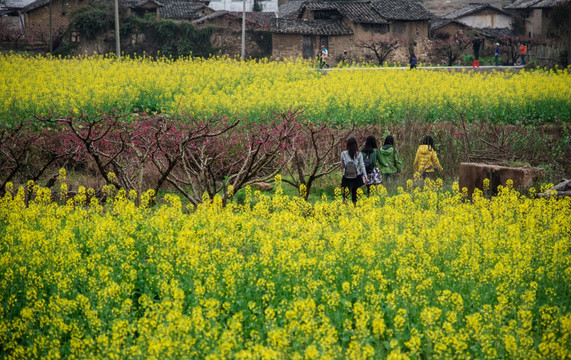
[314,10,341,20]
[71,31,80,43]
[363,23,389,34]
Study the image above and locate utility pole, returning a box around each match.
[241,0,245,60]
[49,0,52,53]
[114,0,121,58]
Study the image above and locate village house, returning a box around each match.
[504,0,567,39]
[430,3,513,55]
[123,0,213,21]
[271,0,433,64]
[15,0,217,52]
[20,0,99,47]
[441,3,512,30]
[1,4,26,48]
[193,10,274,58]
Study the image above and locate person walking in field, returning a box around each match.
[361,135,388,194]
[414,135,443,179]
[341,137,367,204]
[317,45,329,69]
[378,135,402,182]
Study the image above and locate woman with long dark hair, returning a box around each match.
[361,135,388,194]
[341,137,367,204]
[414,135,443,179]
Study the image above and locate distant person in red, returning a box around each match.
[519,43,527,65]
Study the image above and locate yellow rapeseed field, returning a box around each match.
[1,54,570,125]
[0,176,569,359]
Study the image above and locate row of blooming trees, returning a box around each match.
[0,110,370,204]
[356,34,551,66]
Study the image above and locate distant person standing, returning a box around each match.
[519,43,527,65]
[494,43,501,66]
[472,35,481,67]
[409,53,418,69]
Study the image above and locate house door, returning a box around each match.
[302,36,313,59]
[319,36,328,50]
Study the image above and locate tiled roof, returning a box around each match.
[278,0,303,18]
[477,27,513,38]
[161,2,208,19]
[23,0,49,12]
[429,18,469,31]
[271,18,353,35]
[443,3,510,19]
[123,0,164,8]
[505,0,566,9]
[193,10,228,24]
[371,0,433,21]
[193,10,275,28]
[301,2,388,24]
[532,0,567,7]
[133,0,164,8]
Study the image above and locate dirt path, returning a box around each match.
[321,65,525,73]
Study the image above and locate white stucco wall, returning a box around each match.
[457,14,512,29]
[208,0,278,12]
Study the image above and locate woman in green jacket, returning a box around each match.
[362,135,388,194]
[378,135,403,181]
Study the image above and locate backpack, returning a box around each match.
[344,157,359,179]
[364,150,375,174]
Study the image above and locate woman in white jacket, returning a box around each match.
[341,137,367,204]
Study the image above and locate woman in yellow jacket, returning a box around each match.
[414,136,443,179]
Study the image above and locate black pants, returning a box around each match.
[341,176,364,204]
[423,171,435,180]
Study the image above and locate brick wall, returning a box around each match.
[272,33,302,59]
